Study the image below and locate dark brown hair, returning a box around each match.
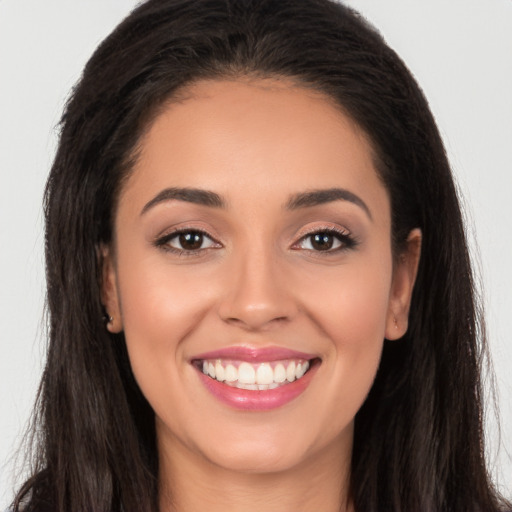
[14,0,510,510]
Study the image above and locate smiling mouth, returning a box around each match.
[192,358,318,390]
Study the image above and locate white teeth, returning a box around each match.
[256,363,274,385]
[200,358,312,388]
[215,361,225,382]
[274,363,286,383]
[296,361,309,379]
[286,361,296,382]
[225,364,237,382]
[238,362,256,384]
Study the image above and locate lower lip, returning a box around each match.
[195,363,318,411]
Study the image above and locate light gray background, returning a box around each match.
[1,0,511,506]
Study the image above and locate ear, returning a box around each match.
[385,228,422,340]
[99,245,123,333]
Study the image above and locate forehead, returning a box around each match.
[120,78,388,217]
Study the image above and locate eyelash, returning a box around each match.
[154,226,358,256]
[154,228,221,256]
[292,226,358,254]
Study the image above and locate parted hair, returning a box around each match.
[14,1,509,511]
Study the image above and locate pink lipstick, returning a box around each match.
[191,346,319,411]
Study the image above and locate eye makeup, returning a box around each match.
[153,227,222,256]
[291,224,359,254]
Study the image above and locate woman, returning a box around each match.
[11,0,511,510]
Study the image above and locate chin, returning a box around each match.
[204,441,309,475]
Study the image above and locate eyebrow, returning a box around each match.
[285,188,372,219]
[140,187,225,215]
[140,185,372,220]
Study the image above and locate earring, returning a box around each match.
[104,313,113,325]
[393,316,399,329]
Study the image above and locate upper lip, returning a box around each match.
[191,346,317,363]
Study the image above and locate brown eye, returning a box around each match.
[310,233,335,251]
[294,229,355,253]
[162,230,218,252]
[178,232,204,250]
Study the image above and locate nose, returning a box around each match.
[217,246,298,331]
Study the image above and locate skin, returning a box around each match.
[102,78,421,512]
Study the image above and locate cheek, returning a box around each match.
[299,255,393,348]
[115,258,219,393]
[324,277,388,370]
[118,259,216,338]
[294,255,392,420]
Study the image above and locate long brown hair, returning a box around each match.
[14,1,510,510]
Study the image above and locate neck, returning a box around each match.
[158,430,354,512]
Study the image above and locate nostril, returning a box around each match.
[224,316,282,330]
[217,275,299,329]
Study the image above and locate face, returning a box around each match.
[103,79,420,477]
